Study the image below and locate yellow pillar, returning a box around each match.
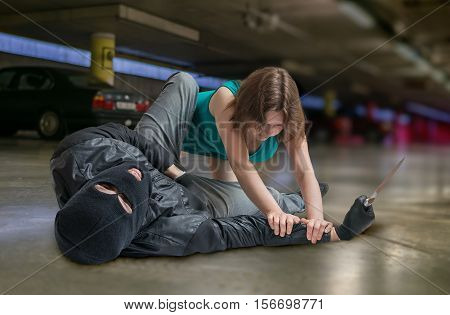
[324,89,336,118]
[90,32,115,86]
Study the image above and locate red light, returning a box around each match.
[136,100,150,112]
[92,94,115,110]
[103,100,114,110]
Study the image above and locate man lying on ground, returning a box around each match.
[53,159,374,264]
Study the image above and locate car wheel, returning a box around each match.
[37,110,64,139]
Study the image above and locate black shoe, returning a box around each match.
[298,182,329,198]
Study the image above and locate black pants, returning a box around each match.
[121,209,330,257]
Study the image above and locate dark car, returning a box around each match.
[0,66,150,139]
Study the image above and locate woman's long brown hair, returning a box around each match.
[226,66,307,144]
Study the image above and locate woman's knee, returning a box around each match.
[171,72,199,94]
[276,191,305,214]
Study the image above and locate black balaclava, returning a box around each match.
[54,162,152,264]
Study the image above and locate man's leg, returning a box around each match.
[135,72,199,170]
[121,195,373,258]
[122,212,333,258]
[183,215,334,256]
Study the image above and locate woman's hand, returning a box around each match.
[266,210,301,237]
[299,218,333,244]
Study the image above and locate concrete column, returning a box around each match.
[324,89,336,118]
[90,32,115,86]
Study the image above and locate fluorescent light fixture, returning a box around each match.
[393,42,418,62]
[0,32,222,89]
[374,108,395,122]
[337,1,375,29]
[430,68,446,84]
[0,32,90,67]
[301,95,324,109]
[394,42,450,89]
[406,102,450,123]
[301,95,340,110]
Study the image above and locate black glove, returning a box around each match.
[334,195,375,240]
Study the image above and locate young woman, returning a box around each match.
[177,67,333,240]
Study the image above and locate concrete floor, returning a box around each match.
[0,132,449,294]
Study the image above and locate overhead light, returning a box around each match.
[393,42,450,88]
[393,42,418,61]
[337,1,375,29]
[0,32,223,89]
[406,102,450,123]
[393,43,430,74]
[430,69,446,84]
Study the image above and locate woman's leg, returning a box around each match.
[134,72,199,170]
[175,174,307,218]
[208,156,238,182]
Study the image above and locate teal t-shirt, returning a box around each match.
[181,80,279,163]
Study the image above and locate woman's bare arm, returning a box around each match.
[210,87,298,237]
[284,136,333,243]
[285,136,324,219]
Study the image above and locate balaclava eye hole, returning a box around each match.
[94,182,134,215]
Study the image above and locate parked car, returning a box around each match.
[0,66,150,139]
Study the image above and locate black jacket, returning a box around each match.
[50,122,177,208]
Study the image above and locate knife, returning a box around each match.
[364,156,406,207]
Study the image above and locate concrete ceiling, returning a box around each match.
[0,0,449,111]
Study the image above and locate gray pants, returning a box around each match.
[135,72,305,218]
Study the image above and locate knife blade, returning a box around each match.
[364,156,405,207]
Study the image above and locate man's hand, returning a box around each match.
[266,210,301,237]
[299,218,333,244]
